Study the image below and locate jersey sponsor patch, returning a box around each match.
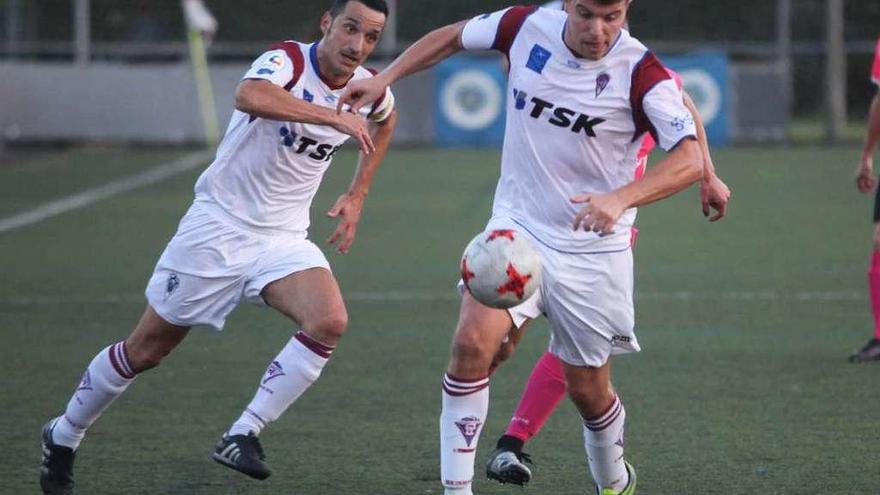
[512,88,606,137]
[526,44,551,74]
[254,50,287,75]
[670,114,695,132]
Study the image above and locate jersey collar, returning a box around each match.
[310,42,354,91]
[559,23,626,68]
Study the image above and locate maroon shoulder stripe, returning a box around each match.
[269,41,306,91]
[630,51,672,143]
[492,5,538,57]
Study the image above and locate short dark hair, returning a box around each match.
[329,0,389,18]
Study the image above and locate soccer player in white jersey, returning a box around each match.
[850,36,880,362]
[39,1,396,493]
[339,1,702,493]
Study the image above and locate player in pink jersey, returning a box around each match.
[39,1,396,493]
[850,36,880,362]
[340,1,718,494]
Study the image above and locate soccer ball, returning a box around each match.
[460,229,542,309]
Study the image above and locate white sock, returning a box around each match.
[440,373,490,495]
[51,342,137,449]
[583,395,628,492]
[228,331,333,437]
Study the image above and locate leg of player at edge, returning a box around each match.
[851,222,880,362]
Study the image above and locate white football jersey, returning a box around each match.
[194,41,395,234]
[462,7,697,253]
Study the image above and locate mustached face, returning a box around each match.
[319,1,386,77]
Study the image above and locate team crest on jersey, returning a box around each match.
[76,370,93,392]
[595,72,610,98]
[262,360,286,385]
[526,44,551,74]
[454,416,483,447]
[165,273,179,300]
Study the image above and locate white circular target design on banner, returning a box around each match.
[441,69,503,131]
[680,69,721,124]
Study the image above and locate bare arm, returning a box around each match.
[683,90,731,221]
[857,91,880,193]
[337,21,467,114]
[376,21,466,87]
[572,138,703,234]
[864,91,880,161]
[326,110,399,254]
[615,138,703,208]
[682,91,714,177]
[236,79,375,153]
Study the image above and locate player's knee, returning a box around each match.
[451,326,494,367]
[124,339,171,372]
[567,382,615,419]
[305,311,348,346]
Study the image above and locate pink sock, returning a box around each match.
[869,251,880,339]
[504,351,567,442]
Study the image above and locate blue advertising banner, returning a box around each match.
[434,56,506,148]
[662,52,731,146]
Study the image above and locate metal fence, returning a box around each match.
[1,0,878,137]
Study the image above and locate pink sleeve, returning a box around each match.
[872,38,880,86]
[666,68,683,90]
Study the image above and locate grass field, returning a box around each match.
[1,144,879,494]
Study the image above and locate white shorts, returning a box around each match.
[466,217,639,368]
[145,202,330,330]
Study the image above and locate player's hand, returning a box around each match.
[331,111,374,155]
[326,191,365,254]
[856,154,876,194]
[700,173,731,222]
[570,191,627,235]
[336,76,388,116]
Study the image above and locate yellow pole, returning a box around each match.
[187,29,220,145]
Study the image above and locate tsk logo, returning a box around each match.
[279,126,342,161]
[512,88,606,137]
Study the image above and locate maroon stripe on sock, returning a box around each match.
[445,373,489,384]
[585,396,620,424]
[108,343,135,379]
[64,414,85,430]
[295,331,334,359]
[585,402,622,432]
[117,341,135,377]
[442,383,489,396]
[245,408,268,428]
[442,376,489,393]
